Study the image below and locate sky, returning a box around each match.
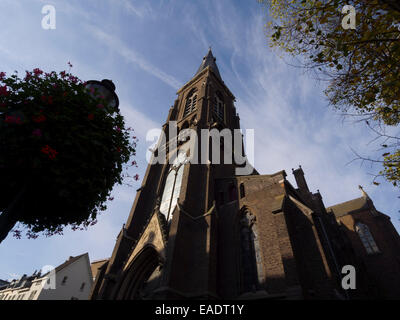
[0,0,399,281]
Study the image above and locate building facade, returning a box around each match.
[0,253,93,300]
[91,49,400,300]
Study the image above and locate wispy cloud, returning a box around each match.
[86,25,182,90]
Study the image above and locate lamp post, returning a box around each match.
[85,79,119,110]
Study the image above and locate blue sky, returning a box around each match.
[0,0,399,281]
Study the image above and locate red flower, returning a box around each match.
[88,113,94,120]
[0,72,5,80]
[97,104,104,109]
[33,68,43,76]
[60,71,66,78]
[4,115,22,124]
[41,145,58,160]
[134,174,139,181]
[41,95,47,102]
[116,147,121,153]
[0,85,8,96]
[48,96,53,104]
[25,71,32,80]
[33,114,46,123]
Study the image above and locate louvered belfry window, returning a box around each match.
[184,89,197,117]
[213,91,224,122]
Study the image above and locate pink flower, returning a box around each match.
[68,75,78,83]
[32,129,42,137]
[60,71,66,78]
[25,71,32,80]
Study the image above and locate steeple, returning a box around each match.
[195,47,222,80]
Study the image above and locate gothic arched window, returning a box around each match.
[239,207,264,293]
[183,89,197,118]
[159,154,187,223]
[213,91,224,122]
[355,222,379,254]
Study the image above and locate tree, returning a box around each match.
[259,0,400,187]
[0,66,137,243]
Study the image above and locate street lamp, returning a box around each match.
[85,79,119,110]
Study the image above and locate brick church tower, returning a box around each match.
[90,50,400,300]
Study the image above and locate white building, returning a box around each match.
[0,253,93,300]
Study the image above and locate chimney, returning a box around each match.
[292,165,310,193]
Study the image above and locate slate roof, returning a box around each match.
[195,48,222,80]
[326,197,369,218]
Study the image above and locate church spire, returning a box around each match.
[195,47,222,80]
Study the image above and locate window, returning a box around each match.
[28,290,37,300]
[213,91,224,122]
[159,153,187,223]
[239,207,264,293]
[61,276,68,285]
[355,222,379,254]
[183,89,197,117]
[80,282,86,292]
[240,183,245,198]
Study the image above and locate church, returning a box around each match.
[90,49,400,300]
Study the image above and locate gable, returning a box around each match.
[123,212,166,272]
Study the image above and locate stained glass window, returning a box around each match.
[159,154,186,222]
[355,222,380,254]
[239,209,264,293]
